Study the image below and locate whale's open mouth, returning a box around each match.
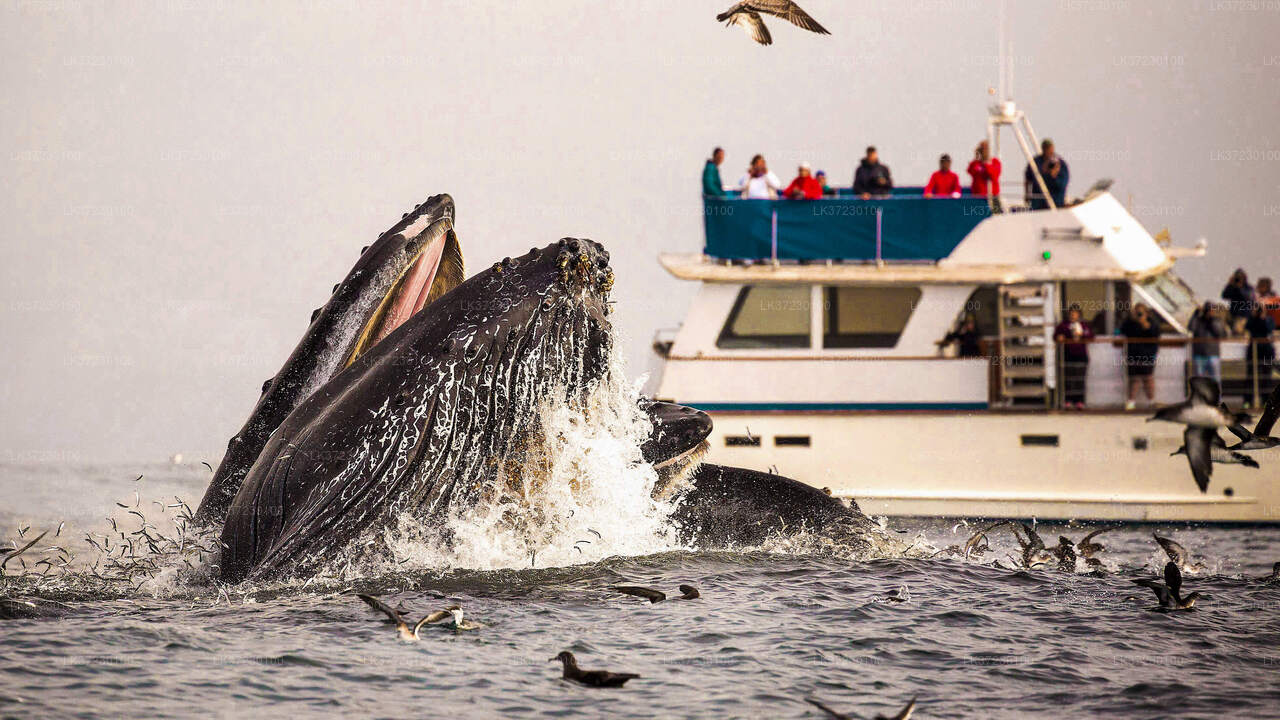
[344,220,464,368]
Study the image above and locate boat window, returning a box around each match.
[717,286,811,349]
[822,286,922,348]
[1132,271,1196,331]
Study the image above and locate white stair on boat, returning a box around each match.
[997,283,1052,407]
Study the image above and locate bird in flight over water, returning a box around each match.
[716,1,830,45]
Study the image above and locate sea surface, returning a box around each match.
[2,462,1279,720]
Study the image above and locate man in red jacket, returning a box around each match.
[967,139,1002,197]
[924,154,961,198]
[784,162,823,199]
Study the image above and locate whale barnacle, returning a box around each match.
[491,262,503,274]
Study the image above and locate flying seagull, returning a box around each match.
[717,1,830,46]
[1226,383,1280,452]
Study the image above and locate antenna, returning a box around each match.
[997,0,1006,100]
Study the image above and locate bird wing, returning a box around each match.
[724,9,773,45]
[880,696,918,720]
[1133,578,1173,607]
[1183,427,1214,493]
[358,594,407,626]
[1079,527,1113,546]
[1021,522,1045,551]
[752,0,831,34]
[611,585,667,603]
[1153,534,1188,567]
[1255,383,1280,436]
[805,698,851,720]
[413,609,454,634]
[1231,450,1260,469]
[1164,561,1183,596]
[1188,376,1220,406]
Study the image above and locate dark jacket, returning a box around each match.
[1222,282,1255,319]
[702,160,726,197]
[1054,319,1094,361]
[1188,311,1226,358]
[1025,153,1069,209]
[943,327,982,357]
[1244,315,1276,366]
[1121,317,1160,361]
[853,159,893,196]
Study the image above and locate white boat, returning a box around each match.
[652,102,1279,523]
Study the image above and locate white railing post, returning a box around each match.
[875,207,883,267]
[770,208,778,266]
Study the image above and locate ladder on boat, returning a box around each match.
[997,283,1054,407]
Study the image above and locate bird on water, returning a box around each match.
[716,0,830,46]
[1133,561,1201,611]
[610,584,701,603]
[551,651,640,687]
[357,594,482,640]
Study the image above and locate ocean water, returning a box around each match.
[2,461,1279,720]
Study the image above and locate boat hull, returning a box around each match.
[695,410,1280,523]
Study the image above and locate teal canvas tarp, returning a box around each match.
[703,191,991,261]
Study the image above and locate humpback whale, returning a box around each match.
[202,196,887,583]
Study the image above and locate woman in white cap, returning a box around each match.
[784,161,822,199]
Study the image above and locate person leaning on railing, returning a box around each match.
[923,154,962,198]
[1187,301,1227,385]
[1244,302,1277,408]
[1119,303,1160,411]
[702,147,727,197]
[1054,304,1094,409]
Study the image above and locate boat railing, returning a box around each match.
[703,190,993,263]
[1019,336,1275,410]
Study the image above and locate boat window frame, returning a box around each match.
[820,285,924,350]
[715,284,814,350]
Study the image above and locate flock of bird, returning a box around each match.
[354,582,920,716]
[1150,379,1279,492]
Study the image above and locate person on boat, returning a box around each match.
[923,154,962,198]
[1187,301,1227,385]
[1119,303,1160,410]
[1244,302,1277,406]
[1255,276,1279,328]
[815,170,834,196]
[784,162,823,199]
[939,313,982,357]
[852,146,893,200]
[967,139,1002,199]
[702,147,727,197]
[737,154,782,199]
[1054,304,1094,409]
[1221,268,1256,335]
[1024,138,1069,210]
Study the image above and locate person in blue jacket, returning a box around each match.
[1024,138,1069,210]
[702,147,726,197]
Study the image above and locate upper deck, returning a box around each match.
[683,190,1201,286]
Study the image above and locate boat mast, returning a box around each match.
[987,1,1055,212]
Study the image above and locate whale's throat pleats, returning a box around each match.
[344,226,465,369]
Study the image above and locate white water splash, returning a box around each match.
[379,349,686,572]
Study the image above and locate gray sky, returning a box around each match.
[2,0,1278,463]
